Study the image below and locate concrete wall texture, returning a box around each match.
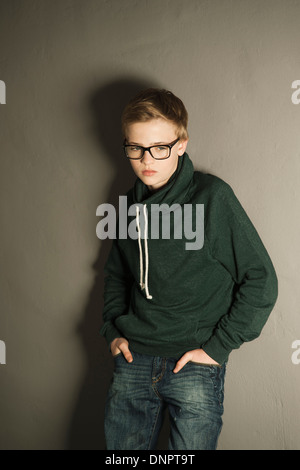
[0,0,300,450]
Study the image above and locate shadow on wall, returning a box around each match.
[66,76,171,450]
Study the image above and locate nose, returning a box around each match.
[141,149,153,164]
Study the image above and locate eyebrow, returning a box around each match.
[127,141,166,146]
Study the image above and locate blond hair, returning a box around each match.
[121,88,188,140]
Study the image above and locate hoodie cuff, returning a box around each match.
[202,336,232,366]
[100,322,122,350]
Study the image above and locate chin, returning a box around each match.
[140,174,158,184]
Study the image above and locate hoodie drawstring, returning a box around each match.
[136,204,153,300]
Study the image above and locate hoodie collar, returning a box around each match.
[132,152,194,207]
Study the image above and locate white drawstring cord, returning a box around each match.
[143,204,152,300]
[136,206,144,290]
[135,204,152,300]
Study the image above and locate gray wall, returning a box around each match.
[0,0,300,450]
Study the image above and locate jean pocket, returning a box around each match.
[113,352,122,359]
[189,361,221,368]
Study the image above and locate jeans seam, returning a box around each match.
[147,400,163,450]
[152,357,166,384]
[210,368,225,407]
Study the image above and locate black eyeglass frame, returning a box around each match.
[123,138,180,160]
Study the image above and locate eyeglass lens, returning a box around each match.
[126,145,170,159]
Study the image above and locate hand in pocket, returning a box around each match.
[110,337,133,363]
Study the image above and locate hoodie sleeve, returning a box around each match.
[202,181,278,365]
[100,237,134,348]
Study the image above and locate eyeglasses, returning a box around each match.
[123,138,179,160]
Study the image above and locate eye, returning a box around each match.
[128,146,141,152]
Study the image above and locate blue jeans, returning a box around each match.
[104,351,226,450]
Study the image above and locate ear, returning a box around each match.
[177,139,188,156]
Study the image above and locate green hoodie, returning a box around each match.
[100,153,278,365]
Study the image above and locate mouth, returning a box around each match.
[142,170,157,176]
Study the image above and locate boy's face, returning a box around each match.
[126,119,188,192]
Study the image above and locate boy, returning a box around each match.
[100,88,278,450]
